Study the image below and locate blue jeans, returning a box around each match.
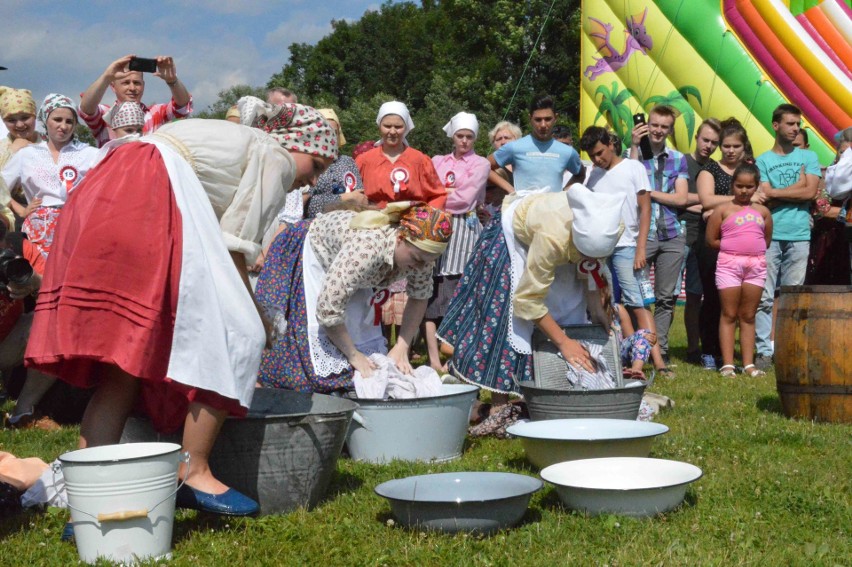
[608,246,643,308]
[755,240,809,356]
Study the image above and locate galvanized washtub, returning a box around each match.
[121,388,357,515]
[519,379,647,421]
[346,384,479,464]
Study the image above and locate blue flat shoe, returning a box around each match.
[60,521,74,542]
[175,484,259,516]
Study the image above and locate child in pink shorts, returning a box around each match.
[706,163,773,377]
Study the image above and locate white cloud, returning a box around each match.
[264,18,332,51]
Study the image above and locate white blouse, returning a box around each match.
[1,140,99,207]
[151,119,296,262]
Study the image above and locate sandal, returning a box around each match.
[622,368,646,381]
[743,364,766,378]
[719,364,736,378]
[655,367,675,379]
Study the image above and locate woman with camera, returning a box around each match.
[25,98,337,517]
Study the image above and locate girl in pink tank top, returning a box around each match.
[705,164,772,378]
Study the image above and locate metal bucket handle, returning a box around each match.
[351,410,368,430]
[54,451,191,524]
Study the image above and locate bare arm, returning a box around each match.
[634,191,651,269]
[564,164,586,189]
[764,166,819,202]
[155,56,191,108]
[697,169,733,210]
[534,312,595,372]
[387,297,428,374]
[487,168,514,195]
[650,176,688,207]
[628,123,648,160]
[756,204,774,246]
[229,251,272,347]
[704,208,723,250]
[80,55,135,116]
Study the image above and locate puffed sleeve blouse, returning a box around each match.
[308,210,434,327]
[355,145,446,209]
[152,119,295,262]
[511,192,583,321]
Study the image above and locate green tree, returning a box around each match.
[266,0,582,130]
[196,84,268,119]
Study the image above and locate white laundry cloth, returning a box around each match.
[21,460,67,509]
[353,354,444,400]
[563,341,615,390]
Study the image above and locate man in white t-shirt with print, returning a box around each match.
[580,126,658,355]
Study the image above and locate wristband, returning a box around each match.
[166,80,178,87]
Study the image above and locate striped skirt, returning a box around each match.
[436,212,532,394]
[434,212,483,276]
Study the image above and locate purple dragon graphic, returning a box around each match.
[584,8,654,81]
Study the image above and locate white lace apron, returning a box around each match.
[302,232,388,377]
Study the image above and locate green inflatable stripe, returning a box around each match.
[653,0,834,164]
[653,0,784,121]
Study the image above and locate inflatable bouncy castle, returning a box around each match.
[580,0,852,165]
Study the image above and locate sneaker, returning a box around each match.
[686,351,701,364]
[700,354,717,371]
[754,354,773,371]
[661,353,676,368]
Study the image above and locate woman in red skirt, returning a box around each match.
[26,99,337,516]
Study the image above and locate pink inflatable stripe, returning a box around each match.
[723,0,838,137]
[836,0,852,19]
[796,13,852,79]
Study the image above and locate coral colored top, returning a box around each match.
[720,206,767,256]
[356,146,446,209]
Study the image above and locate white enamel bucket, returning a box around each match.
[58,442,189,564]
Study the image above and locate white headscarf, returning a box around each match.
[566,183,625,259]
[376,101,414,146]
[442,111,479,139]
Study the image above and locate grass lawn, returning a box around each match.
[2,307,850,566]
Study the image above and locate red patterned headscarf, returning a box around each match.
[350,201,452,254]
[237,96,338,160]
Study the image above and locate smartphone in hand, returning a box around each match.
[633,113,655,161]
[128,57,158,73]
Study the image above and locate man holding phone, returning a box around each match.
[629,105,688,369]
[78,54,193,147]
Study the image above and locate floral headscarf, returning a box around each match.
[106,101,145,129]
[0,86,36,118]
[237,96,338,160]
[350,201,452,254]
[35,93,77,136]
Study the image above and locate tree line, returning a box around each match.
[200,0,582,157]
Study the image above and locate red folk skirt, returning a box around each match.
[25,142,244,433]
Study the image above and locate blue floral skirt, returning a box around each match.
[255,222,353,393]
[437,212,532,394]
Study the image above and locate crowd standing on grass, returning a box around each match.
[1,52,851,517]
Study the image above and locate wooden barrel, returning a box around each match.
[775,286,852,423]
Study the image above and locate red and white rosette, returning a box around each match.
[390,167,409,194]
[370,289,390,325]
[343,171,357,193]
[578,259,605,290]
[59,165,79,193]
[444,171,456,188]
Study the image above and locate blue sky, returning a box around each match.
[1,0,397,112]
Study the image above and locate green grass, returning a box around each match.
[2,308,851,566]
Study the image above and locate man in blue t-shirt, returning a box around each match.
[754,104,821,369]
[489,94,583,195]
